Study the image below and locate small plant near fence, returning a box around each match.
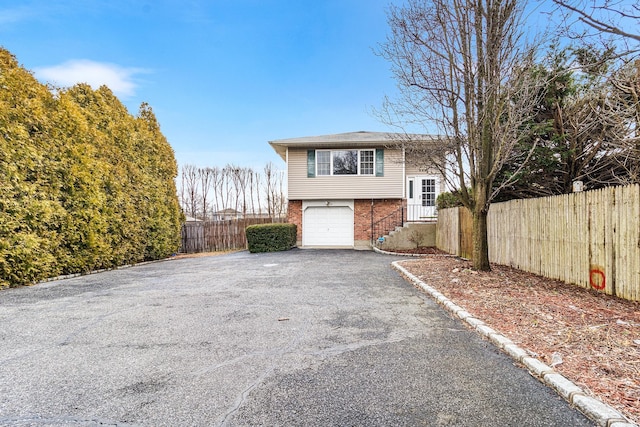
[246,223,297,253]
[407,229,427,249]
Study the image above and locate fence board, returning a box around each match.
[438,184,640,302]
[435,208,459,255]
[459,207,473,260]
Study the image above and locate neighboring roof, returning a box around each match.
[268,131,438,160]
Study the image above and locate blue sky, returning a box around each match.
[0,0,404,171]
[5,0,624,173]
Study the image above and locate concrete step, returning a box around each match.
[377,222,437,251]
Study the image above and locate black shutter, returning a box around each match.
[375,149,384,177]
[307,150,316,178]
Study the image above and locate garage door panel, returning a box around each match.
[303,206,353,247]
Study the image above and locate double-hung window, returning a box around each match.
[316,151,331,176]
[316,149,375,176]
[359,150,374,175]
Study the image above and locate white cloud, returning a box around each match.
[34,60,147,98]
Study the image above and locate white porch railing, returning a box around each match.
[406,203,437,222]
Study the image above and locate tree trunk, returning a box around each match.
[472,207,491,271]
[471,179,491,271]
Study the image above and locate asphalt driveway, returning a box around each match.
[0,249,592,426]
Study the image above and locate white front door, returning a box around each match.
[407,176,438,221]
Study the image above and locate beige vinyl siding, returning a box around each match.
[405,164,441,176]
[288,148,404,199]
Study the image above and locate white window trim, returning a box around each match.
[315,149,375,176]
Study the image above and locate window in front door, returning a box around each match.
[421,179,436,207]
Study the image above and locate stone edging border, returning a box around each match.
[391,261,637,427]
[372,245,458,258]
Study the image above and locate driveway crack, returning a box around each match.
[217,320,309,426]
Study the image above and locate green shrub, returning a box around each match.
[436,191,464,210]
[246,223,297,253]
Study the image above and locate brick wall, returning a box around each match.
[354,199,404,242]
[287,200,302,243]
[289,199,404,247]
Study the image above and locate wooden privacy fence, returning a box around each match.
[436,206,473,259]
[437,184,640,301]
[181,217,286,253]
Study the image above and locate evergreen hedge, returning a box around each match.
[246,223,297,253]
[0,48,183,288]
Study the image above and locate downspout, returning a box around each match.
[402,145,406,225]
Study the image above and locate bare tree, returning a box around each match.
[181,164,200,219]
[207,166,222,218]
[198,167,214,220]
[611,59,640,138]
[545,50,640,190]
[276,168,286,217]
[212,167,229,218]
[178,163,286,220]
[232,166,250,215]
[602,59,640,182]
[224,165,241,216]
[262,162,287,218]
[253,170,262,216]
[553,0,640,43]
[264,162,275,217]
[246,168,255,215]
[378,0,545,270]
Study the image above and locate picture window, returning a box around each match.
[315,149,376,176]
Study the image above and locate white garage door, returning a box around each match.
[303,206,354,247]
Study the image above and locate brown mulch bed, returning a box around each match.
[399,256,640,425]
[382,246,449,255]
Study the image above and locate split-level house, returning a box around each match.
[269,131,446,249]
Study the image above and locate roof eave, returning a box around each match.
[269,141,287,161]
[268,131,441,161]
